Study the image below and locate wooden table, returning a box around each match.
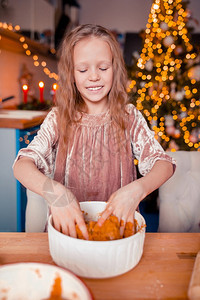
[0,109,47,129]
[0,233,199,299]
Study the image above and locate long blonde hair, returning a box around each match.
[56,24,129,149]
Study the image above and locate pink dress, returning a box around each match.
[15,104,174,202]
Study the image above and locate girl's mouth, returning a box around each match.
[86,86,103,91]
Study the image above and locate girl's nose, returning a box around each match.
[89,69,100,81]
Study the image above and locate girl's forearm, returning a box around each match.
[136,160,174,200]
[13,157,50,197]
[13,157,73,207]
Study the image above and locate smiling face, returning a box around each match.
[73,37,113,114]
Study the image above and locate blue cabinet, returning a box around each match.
[0,125,40,232]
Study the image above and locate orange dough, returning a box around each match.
[76,215,136,241]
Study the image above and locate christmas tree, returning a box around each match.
[127,0,200,151]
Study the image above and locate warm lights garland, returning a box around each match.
[0,22,58,81]
[128,0,200,151]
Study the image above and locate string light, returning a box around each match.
[0,22,58,81]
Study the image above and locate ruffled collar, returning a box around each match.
[76,109,111,127]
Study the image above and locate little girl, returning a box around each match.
[13,24,175,239]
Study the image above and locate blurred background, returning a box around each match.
[0,0,200,232]
[0,0,199,106]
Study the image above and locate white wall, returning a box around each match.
[1,0,199,34]
[0,0,55,35]
[79,0,200,33]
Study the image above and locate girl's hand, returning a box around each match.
[97,180,145,236]
[50,200,89,239]
[97,160,174,236]
[42,179,89,240]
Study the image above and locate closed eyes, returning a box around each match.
[78,67,108,73]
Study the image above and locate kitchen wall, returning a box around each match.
[0,0,57,107]
[79,0,200,33]
[0,49,57,107]
[0,0,55,37]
